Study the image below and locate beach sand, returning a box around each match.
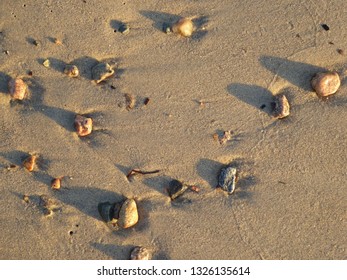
[0,0,346,259]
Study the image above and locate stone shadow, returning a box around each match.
[139,10,180,32]
[259,55,326,91]
[90,243,135,260]
[227,83,274,115]
[0,71,11,94]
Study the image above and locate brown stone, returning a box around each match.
[273,94,290,119]
[74,115,93,137]
[311,72,340,97]
[118,198,138,229]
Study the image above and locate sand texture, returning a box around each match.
[0,0,346,259]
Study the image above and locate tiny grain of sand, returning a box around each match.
[0,0,346,260]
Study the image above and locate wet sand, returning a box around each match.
[0,0,346,259]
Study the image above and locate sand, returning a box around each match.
[0,0,346,260]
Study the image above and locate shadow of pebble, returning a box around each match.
[0,150,29,166]
[46,57,66,73]
[196,158,223,188]
[69,56,100,80]
[0,71,11,94]
[110,19,125,32]
[38,105,76,132]
[90,242,134,260]
[139,10,180,32]
[142,175,172,195]
[227,83,274,115]
[259,55,326,91]
[53,186,123,220]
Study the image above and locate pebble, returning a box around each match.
[8,77,28,100]
[64,64,79,77]
[125,93,135,110]
[162,23,172,34]
[74,115,93,137]
[273,94,290,119]
[168,179,189,200]
[98,202,117,224]
[119,23,130,34]
[92,62,114,84]
[23,155,37,172]
[130,246,151,260]
[311,72,340,97]
[172,18,194,37]
[43,59,50,68]
[218,166,237,194]
[219,130,233,145]
[117,198,138,229]
[51,178,61,190]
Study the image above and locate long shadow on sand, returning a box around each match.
[90,243,135,260]
[91,242,170,260]
[0,72,11,94]
[140,10,181,32]
[259,55,326,91]
[227,83,274,115]
[53,186,150,236]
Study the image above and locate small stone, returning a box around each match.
[117,198,138,229]
[54,38,63,45]
[8,77,28,100]
[130,246,151,260]
[321,24,330,31]
[172,18,194,37]
[125,93,135,110]
[23,155,37,172]
[219,130,233,145]
[64,64,79,77]
[23,195,29,203]
[92,62,114,84]
[33,40,40,46]
[218,166,237,194]
[74,115,93,137]
[98,202,117,224]
[119,23,130,34]
[163,23,172,34]
[43,59,50,68]
[273,94,290,119]
[168,179,189,200]
[311,72,340,97]
[144,98,150,105]
[337,49,344,55]
[51,178,61,190]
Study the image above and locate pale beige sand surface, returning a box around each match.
[0,0,346,259]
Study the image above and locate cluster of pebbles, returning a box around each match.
[4,13,343,260]
[273,71,341,119]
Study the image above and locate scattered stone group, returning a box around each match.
[3,11,344,260]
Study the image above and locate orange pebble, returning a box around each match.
[8,77,27,100]
[23,155,37,172]
[51,178,61,190]
[74,115,93,137]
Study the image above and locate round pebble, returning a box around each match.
[92,62,114,84]
[311,71,340,97]
[118,198,138,229]
[74,115,93,137]
[23,155,37,172]
[64,64,79,78]
[8,77,27,100]
[172,18,194,37]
